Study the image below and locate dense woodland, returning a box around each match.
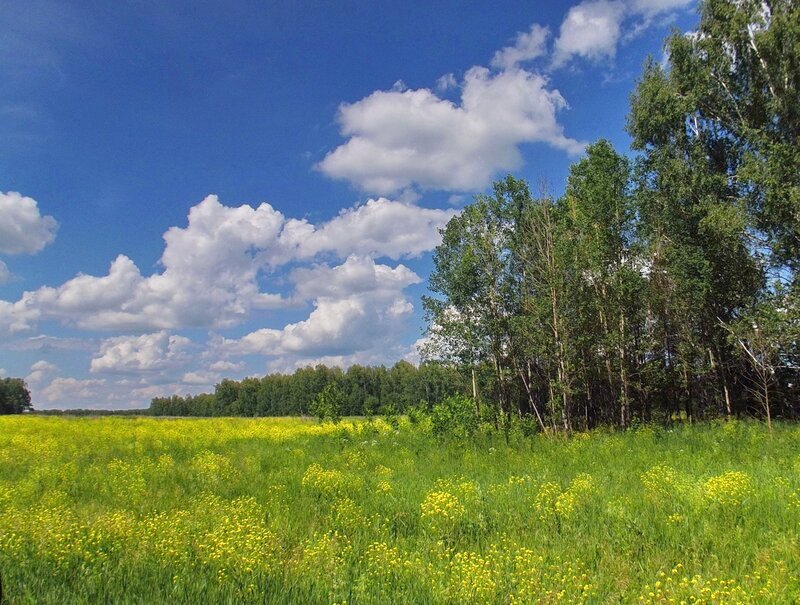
[156,0,798,430]
[149,362,466,417]
[422,0,800,432]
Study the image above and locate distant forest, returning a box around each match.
[149,362,466,417]
[152,0,799,430]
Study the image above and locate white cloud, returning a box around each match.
[553,0,627,68]
[402,337,429,365]
[208,360,246,373]
[286,198,457,261]
[0,296,39,337]
[318,66,585,194]
[320,5,699,193]
[181,371,220,386]
[4,334,95,352]
[491,24,550,69]
[24,196,289,331]
[90,331,193,374]
[264,345,415,374]
[25,359,58,384]
[289,254,420,302]
[28,373,205,409]
[0,195,452,335]
[629,0,692,18]
[222,256,420,361]
[39,377,107,404]
[30,369,215,409]
[127,383,179,401]
[435,73,458,91]
[227,299,373,357]
[0,191,58,255]
[0,260,9,284]
[552,0,694,68]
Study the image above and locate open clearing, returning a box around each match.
[0,416,798,603]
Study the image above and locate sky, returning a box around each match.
[0,0,697,409]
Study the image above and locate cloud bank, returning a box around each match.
[0,194,455,406]
[0,195,455,336]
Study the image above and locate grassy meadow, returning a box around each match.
[0,416,798,604]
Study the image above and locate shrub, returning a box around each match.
[430,394,478,439]
[312,383,344,424]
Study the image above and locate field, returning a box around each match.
[0,416,798,604]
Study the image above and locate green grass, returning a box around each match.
[0,416,798,603]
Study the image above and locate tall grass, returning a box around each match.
[0,416,798,603]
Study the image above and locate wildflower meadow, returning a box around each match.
[0,416,798,603]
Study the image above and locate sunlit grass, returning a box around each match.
[0,416,798,603]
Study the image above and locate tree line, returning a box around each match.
[149,361,468,417]
[422,0,799,433]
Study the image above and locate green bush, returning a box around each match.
[312,383,344,424]
[430,394,478,438]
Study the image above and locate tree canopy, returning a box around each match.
[422,0,800,432]
[0,378,33,414]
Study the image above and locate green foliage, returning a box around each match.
[0,378,32,414]
[406,401,428,425]
[726,286,800,426]
[629,0,800,270]
[363,395,380,419]
[516,414,541,438]
[312,382,344,424]
[150,362,468,418]
[430,394,479,439]
[420,0,800,432]
[380,402,400,430]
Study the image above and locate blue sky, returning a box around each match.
[0,0,696,409]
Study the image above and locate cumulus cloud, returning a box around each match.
[28,360,219,409]
[15,198,286,331]
[315,11,679,194]
[435,73,458,91]
[401,337,429,365]
[221,256,420,361]
[208,360,246,373]
[0,195,452,335]
[491,24,550,69]
[0,297,39,337]
[39,377,107,404]
[553,0,627,67]
[181,371,220,386]
[289,254,420,302]
[284,198,457,261]
[318,66,585,194]
[552,0,694,68]
[26,359,58,384]
[90,331,193,374]
[0,191,58,255]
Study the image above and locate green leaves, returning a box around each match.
[0,378,32,414]
[312,382,345,424]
